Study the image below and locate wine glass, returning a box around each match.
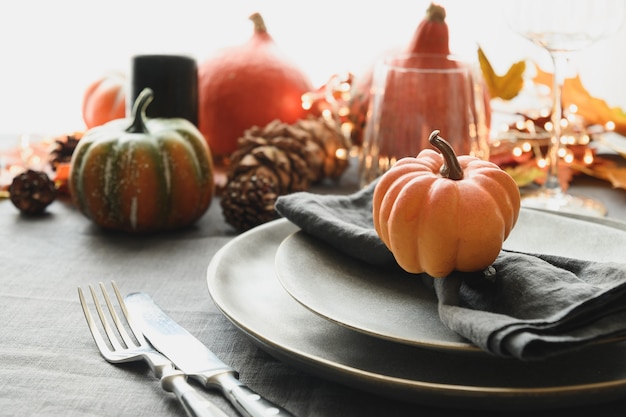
[505,0,625,216]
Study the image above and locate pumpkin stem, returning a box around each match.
[126,88,153,134]
[429,130,464,180]
[249,12,267,33]
[426,3,446,23]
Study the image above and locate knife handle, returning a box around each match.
[215,372,297,417]
[162,370,230,417]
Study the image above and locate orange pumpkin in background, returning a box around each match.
[348,3,467,147]
[82,72,127,129]
[406,2,450,55]
[198,12,313,163]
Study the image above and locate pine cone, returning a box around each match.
[9,170,56,215]
[222,117,350,232]
[293,117,350,182]
[221,172,280,232]
[49,133,81,171]
[229,119,316,194]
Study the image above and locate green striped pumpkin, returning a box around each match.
[69,88,214,233]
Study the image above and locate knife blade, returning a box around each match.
[125,292,297,417]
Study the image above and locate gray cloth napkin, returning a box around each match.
[275,181,626,361]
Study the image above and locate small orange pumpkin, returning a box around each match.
[82,72,127,129]
[372,130,520,277]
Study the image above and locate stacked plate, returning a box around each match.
[207,208,626,410]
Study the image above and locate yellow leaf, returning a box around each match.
[478,47,526,100]
[504,165,545,187]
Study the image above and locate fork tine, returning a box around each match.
[78,286,113,355]
[99,281,138,350]
[111,280,148,347]
[89,283,126,351]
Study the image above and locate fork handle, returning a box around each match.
[162,371,229,417]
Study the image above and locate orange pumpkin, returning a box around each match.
[349,3,451,146]
[372,130,520,278]
[82,72,126,129]
[198,12,313,162]
[406,2,450,54]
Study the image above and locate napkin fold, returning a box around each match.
[275,181,626,360]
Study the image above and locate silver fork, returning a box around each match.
[79,281,229,417]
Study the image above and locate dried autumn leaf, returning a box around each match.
[534,64,626,136]
[603,168,626,189]
[506,159,574,190]
[478,46,526,100]
[504,164,545,187]
[572,159,626,190]
[533,161,574,191]
[610,108,626,136]
[533,64,553,89]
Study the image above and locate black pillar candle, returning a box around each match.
[130,54,198,126]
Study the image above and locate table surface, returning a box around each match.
[3,155,626,417]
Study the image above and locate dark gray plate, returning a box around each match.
[274,208,626,352]
[207,210,626,410]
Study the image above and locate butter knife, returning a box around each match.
[125,292,297,417]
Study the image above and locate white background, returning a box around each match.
[1,0,625,137]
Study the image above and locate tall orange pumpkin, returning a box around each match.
[348,3,469,147]
[82,72,127,129]
[197,13,313,162]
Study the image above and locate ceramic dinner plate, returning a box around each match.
[206,209,626,410]
[273,208,626,352]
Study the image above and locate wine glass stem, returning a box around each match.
[545,51,567,194]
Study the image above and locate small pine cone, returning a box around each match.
[9,170,56,215]
[221,173,280,232]
[49,133,82,171]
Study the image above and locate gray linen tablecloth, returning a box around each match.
[2,157,626,416]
